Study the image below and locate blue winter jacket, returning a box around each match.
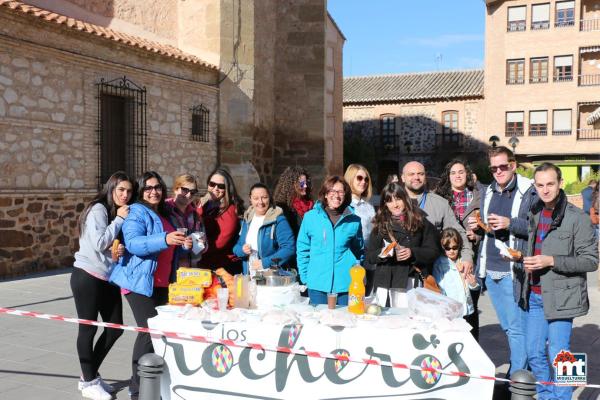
[296,202,364,293]
[109,203,170,297]
[233,206,296,274]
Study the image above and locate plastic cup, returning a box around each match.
[327,293,338,309]
[217,287,229,311]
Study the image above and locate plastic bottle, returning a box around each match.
[348,265,366,314]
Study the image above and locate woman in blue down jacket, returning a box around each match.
[296,176,364,306]
[233,183,295,273]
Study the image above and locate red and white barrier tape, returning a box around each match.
[0,306,597,389]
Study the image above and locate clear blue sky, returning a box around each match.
[327,0,486,77]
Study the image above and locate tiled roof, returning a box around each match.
[0,0,217,70]
[343,69,484,104]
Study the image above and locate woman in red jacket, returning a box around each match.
[197,168,244,273]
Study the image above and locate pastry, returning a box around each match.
[474,210,492,233]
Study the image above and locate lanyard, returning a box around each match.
[418,191,427,209]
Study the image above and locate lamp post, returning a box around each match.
[508,135,520,154]
[488,135,500,148]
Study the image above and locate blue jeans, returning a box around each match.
[308,289,348,306]
[527,291,573,400]
[485,275,527,375]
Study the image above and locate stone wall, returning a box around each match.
[0,192,93,277]
[0,10,219,278]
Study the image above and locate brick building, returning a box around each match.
[343,0,600,187]
[0,0,344,277]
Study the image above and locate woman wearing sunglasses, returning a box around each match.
[297,176,364,305]
[197,168,244,273]
[166,174,206,278]
[109,171,192,397]
[273,166,314,237]
[366,183,440,307]
[72,171,133,400]
[344,164,376,294]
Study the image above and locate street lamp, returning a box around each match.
[488,135,500,148]
[508,135,520,154]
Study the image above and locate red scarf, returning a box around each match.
[292,197,314,219]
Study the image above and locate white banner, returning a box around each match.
[149,316,495,400]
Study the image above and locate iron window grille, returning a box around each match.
[191,105,210,142]
[95,76,147,188]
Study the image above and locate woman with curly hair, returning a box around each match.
[273,166,314,237]
[435,159,484,341]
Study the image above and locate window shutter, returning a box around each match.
[530,110,548,124]
[556,1,574,10]
[506,112,524,123]
[553,110,571,131]
[508,6,526,21]
[554,55,573,67]
[532,4,550,22]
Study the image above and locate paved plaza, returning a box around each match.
[0,268,598,400]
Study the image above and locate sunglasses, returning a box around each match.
[298,180,308,189]
[489,164,511,173]
[208,181,226,190]
[143,184,163,193]
[356,175,369,183]
[179,187,198,196]
[443,246,459,251]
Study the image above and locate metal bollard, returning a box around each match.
[138,353,165,400]
[509,369,537,400]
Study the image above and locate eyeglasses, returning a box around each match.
[179,187,198,196]
[489,164,511,174]
[443,246,459,251]
[327,190,345,196]
[356,175,369,183]
[143,184,163,193]
[208,181,226,190]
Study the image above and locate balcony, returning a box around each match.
[580,18,600,31]
[529,76,548,84]
[556,18,575,27]
[507,20,526,32]
[577,128,600,140]
[505,129,524,137]
[532,21,550,30]
[553,74,573,82]
[579,74,600,86]
[552,130,572,136]
[506,78,525,85]
[529,129,548,136]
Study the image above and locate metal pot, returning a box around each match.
[254,269,297,286]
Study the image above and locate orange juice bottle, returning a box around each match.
[348,265,366,314]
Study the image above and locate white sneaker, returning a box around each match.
[81,378,112,400]
[78,376,115,393]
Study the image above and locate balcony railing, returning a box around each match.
[580,18,600,32]
[552,130,572,136]
[506,78,525,85]
[556,18,575,27]
[507,20,526,31]
[530,76,548,83]
[577,128,600,140]
[532,21,550,30]
[529,129,548,136]
[579,74,600,86]
[553,74,573,82]
[505,129,524,137]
